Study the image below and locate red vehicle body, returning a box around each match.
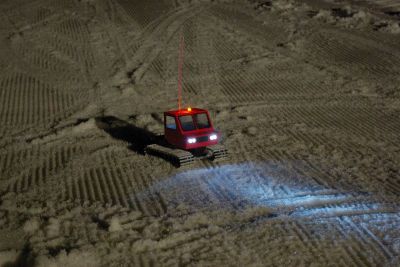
[164,107,219,150]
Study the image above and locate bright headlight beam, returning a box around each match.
[187,137,197,144]
[210,134,217,141]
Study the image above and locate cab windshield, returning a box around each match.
[194,113,210,129]
[178,113,211,131]
[179,115,196,131]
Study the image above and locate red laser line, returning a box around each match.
[178,34,184,111]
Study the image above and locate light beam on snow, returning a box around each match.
[132,161,396,217]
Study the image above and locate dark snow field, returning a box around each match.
[0,0,400,266]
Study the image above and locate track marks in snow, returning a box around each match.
[306,29,400,76]
[332,216,397,266]
[116,0,172,28]
[44,30,95,73]
[0,146,41,180]
[209,4,287,49]
[240,213,400,266]
[258,102,400,145]
[6,145,83,194]
[65,167,132,207]
[0,72,81,127]
[53,18,91,43]
[18,44,76,76]
[219,69,329,104]
[59,149,169,216]
[354,0,400,14]
[134,161,399,220]
[34,7,52,24]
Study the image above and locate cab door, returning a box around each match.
[164,115,181,147]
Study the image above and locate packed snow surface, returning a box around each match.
[0,0,400,266]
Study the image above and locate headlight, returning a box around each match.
[187,137,197,144]
[209,134,218,141]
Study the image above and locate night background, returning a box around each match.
[0,0,399,266]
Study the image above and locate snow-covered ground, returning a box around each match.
[0,0,400,266]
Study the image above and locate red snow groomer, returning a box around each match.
[145,35,227,166]
[145,107,228,166]
[164,107,219,150]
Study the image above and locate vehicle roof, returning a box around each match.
[164,108,209,117]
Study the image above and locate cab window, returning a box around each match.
[165,116,176,130]
[179,115,196,131]
[194,113,210,129]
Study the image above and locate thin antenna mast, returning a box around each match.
[177,34,184,111]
